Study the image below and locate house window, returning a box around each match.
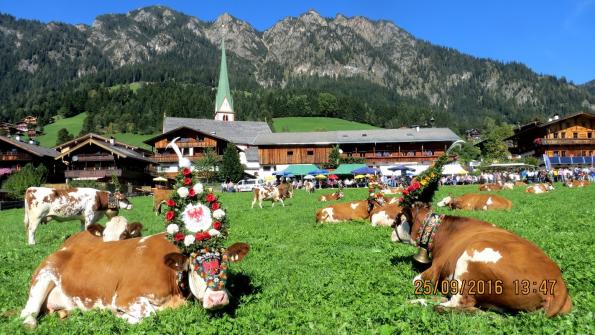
[561,151,566,157]
[307,150,314,156]
[573,132,578,139]
[560,132,566,139]
[287,150,294,156]
[553,151,559,156]
[588,132,592,139]
[196,135,204,141]
[553,133,558,139]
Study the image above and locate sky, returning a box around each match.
[1,0,594,84]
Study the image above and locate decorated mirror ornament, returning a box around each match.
[163,140,231,290]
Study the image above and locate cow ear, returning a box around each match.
[164,253,188,271]
[87,224,104,237]
[126,222,143,238]
[226,243,250,263]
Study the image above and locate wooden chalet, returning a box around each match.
[0,135,60,182]
[253,128,461,167]
[506,112,595,164]
[55,134,155,186]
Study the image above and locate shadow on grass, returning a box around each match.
[209,272,260,317]
[390,255,431,272]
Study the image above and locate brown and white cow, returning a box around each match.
[318,189,344,202]
[251,186,285,208]
[278,182,294,199]
[381,186,403,195]
[514,181,527,187]
[20,232,250,328]
[86,216,144,242]
[526,183,555,194]
[564,180,590,188]
[370,203,403,227]
[391,203,571,316]
[437,194,512,211]
[304,181,315,193]
[24,187,133,245]
[152,188,173,215]
[315,197,385,223]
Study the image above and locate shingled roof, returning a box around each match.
[0,136,58,158]
[163,117,272,144]
[54,134,155,164]
[253,128,461,145]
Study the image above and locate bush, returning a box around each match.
[2,164,48,199]
[68,180,105,190]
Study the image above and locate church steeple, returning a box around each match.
[214,40,234,122]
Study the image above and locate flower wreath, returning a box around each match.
[163,167,229,254]
[399,152,450,207]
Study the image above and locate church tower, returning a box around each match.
[214,40,234,122]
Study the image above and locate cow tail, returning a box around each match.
[545,281,572,316]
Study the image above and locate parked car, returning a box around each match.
[235,179,264,192]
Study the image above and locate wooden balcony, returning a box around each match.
[155,141,217,149]
[73,154,114,162]
[341,152,445,163]
[0,152,33,161]
[539,138,595,145]
[65,169,122,179]
[152,154,205,163]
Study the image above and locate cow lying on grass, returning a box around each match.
[86,216,143,241]
[251,186,286,208]
[478,182,513,191]
[564,180,590,188]
[526,183,554,194]
[20,232,250,328]
[381,186,403,195]
[370,203,402,227]
[391,203,571,316]
[316,197,385,223]
[24,187,133,245]
[318,189,344,202]
[437,194,512,211]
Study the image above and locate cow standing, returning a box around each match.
[391,203,571,316]
[20,232,250,328]
[304,181,315,193]
[86,216,143,242]
[24,187,133,245]
[251,186,285,208]
[152,188,173,215]
[437,194,512,211]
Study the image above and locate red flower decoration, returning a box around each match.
[183,168,192,176]
[206,193,217,203]
[211,202,220,210]
[166,199,175,207]
[184,177,192,185]
[402,189,409,196]
[195,231,211,241]
[165,211,175,221]
[174,232,184,241]
[188,188,196,198]
[398,197,404,203]
[411,182,421,190]
[213,221,222,230]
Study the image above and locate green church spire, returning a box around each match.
[215,40,233,114]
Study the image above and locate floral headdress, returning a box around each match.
[163,161,229,290]
[399,140,464,207]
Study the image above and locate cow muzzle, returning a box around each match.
[189,249,230,309]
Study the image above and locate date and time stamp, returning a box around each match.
[414,279,557,296]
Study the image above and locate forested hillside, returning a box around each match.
[0,6,592,136]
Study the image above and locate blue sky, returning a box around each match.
[1,0,594,84]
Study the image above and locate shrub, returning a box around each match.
[2,164,48,199]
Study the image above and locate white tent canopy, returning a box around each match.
[441,163,468,175]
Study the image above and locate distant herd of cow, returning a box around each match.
[16,178,591,328]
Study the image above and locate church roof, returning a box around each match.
[163,117,272,144]
[215,40,233,113]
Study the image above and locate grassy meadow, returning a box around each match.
[273,117,379,132]
[0,185,593,334]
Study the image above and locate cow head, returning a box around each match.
[436,196,452,207]
[336,190,344,199]
[391,202,431,245]
[164,243,250,310]
[113,192,133,210]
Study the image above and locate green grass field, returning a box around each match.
[0,185,593,334]
[36,113,156,149]
[273,117,379,132]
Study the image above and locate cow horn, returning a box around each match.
[413,248,431,264]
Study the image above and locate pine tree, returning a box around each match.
[219,145,244,182]
[56,128,74,146]
[327,145,341,168]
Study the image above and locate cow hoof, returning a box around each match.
[22,315,37,329]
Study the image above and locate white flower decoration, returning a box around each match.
[184,234,195,246]
[177,187,189,198]
[212,209,226,220]
[208,229,221,237]
[166,224,179,235]
[181,203,213,233]
[192,183,204,195]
